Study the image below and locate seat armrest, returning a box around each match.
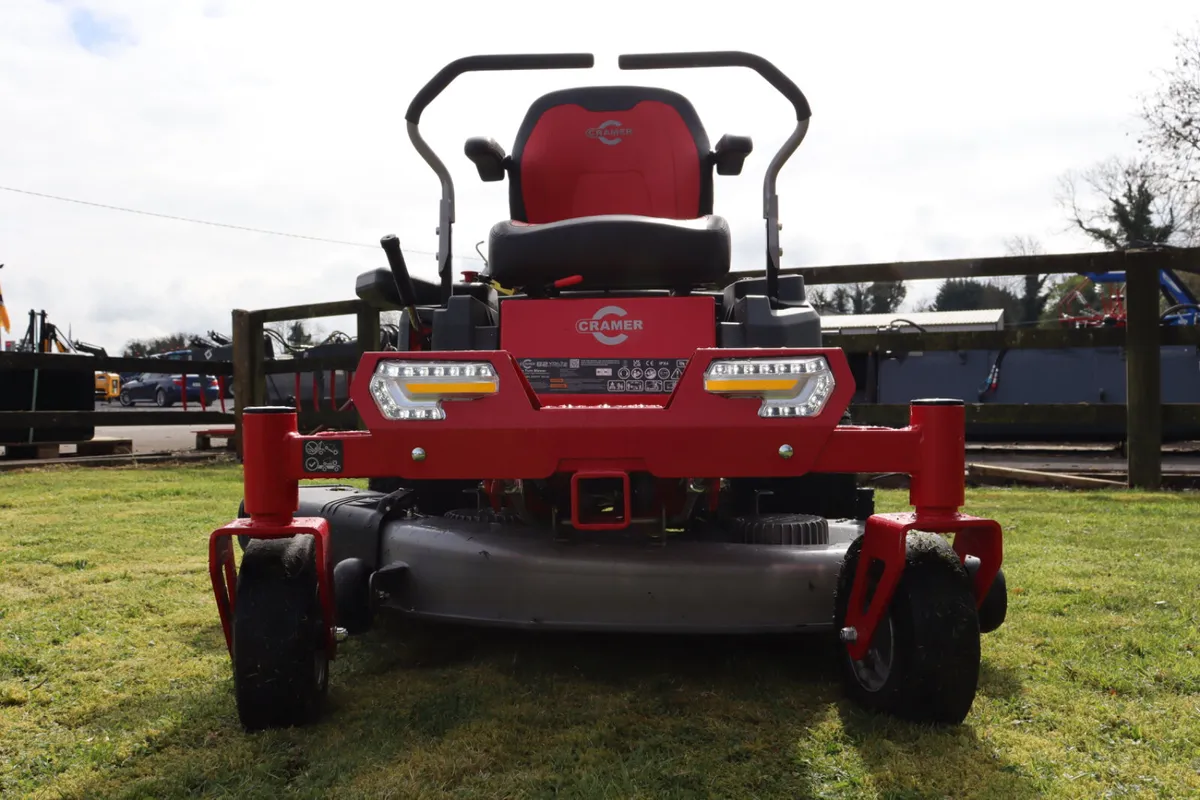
[713,134,753,176]
[465,137,509,182]
[356,268,443,309]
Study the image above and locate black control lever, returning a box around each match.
[379,235,422,332]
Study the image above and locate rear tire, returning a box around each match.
[733,513,829,545]
[833,531,981,725]
[232,535,329,731]
[367,477,403,495]
[367,478,479,516]
[443,507,523,525]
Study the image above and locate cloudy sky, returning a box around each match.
[1,0,1197,351]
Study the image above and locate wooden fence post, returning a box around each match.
[1125,260,1163,490]
[231,310,250,460]
[356,301,381,354]
[248,312,266,408]
[355,302,380,431]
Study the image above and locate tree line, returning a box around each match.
[810,24,1200,326]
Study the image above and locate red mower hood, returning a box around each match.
[499,296,715,407]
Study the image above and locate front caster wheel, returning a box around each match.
[233,534,329,731]
[834,531,981,725]
[966,558,1007,634]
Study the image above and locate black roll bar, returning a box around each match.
[405,53,596,125]
[617,51,811,121]
[619,51,810,302]
[403,54,595,299]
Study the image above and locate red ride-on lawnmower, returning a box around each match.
[209,51,1006,732]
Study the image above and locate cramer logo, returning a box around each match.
[575,305,642,345]
[585,119,632,146]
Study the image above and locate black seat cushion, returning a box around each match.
[486,214,731,290]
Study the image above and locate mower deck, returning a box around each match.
[304,485,863,633]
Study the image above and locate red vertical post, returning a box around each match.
[241,406,299,526]
[908,399,966,521]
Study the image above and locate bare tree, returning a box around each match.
[1137,26,1200,244]
[1058,155,1200,308]
[1140,26,1200,187]
[808,281,907,315]
[1057,156,1192,247]
[1003,235,1044,258]
[997,235,1058,325]
[264,319,327,352]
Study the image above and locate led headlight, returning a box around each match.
[704,356,835,418]
[368,360,498,420]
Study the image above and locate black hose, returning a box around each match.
[882,318,929,333]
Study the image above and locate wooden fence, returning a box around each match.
[224,246,1200,492]
[3,246,1195,490]
[786,245,1200,491]
[0,351,236,431]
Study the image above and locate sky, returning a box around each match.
[1,0,1197,352]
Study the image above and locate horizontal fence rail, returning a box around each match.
[2,411,235,429]
[727,245,1200,284]
[0,353,238,433]
[0,351,234,376]
[825,326,1200,353]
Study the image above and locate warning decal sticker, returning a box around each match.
[518,358,688,394]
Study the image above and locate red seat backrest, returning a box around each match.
[509,87,713,224]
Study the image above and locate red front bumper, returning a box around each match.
[272,348,927,481]
[210,347,1002,662]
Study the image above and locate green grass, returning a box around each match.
[1,464,1198,799]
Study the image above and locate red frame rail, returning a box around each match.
[210,347,1002,662]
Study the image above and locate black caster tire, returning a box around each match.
[834,531,981,725]
[232,534,330,732]
[974,565,1007,634]
[334,557,374,635]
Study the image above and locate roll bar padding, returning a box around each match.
[618,51,811,121]
[405,53,595,124]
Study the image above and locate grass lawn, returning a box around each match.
[1,463,1198,799]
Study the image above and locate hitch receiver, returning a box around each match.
[571,470,632,531]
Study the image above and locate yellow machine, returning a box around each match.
[6,294,119,402]
[95,371,121,402]
[0,263,10,336]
